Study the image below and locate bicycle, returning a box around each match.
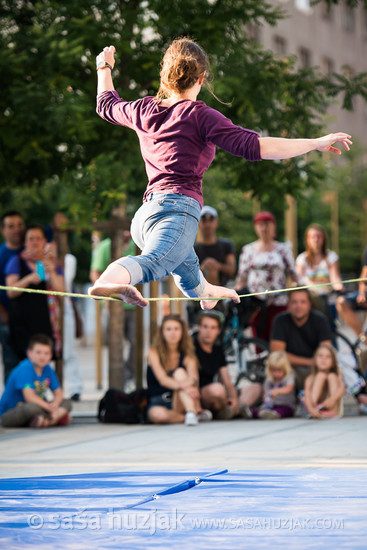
[222,298,269,387]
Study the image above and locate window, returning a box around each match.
[299,47,311,68]
[321,57,334,77]
[343,4,355,32]
[247,25,261,45]
[363,9,367,40]
[321,3,333,21]
[295,0,312,13]
[343,65,354,79]
[273,35,287,55]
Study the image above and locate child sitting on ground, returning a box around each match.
[0,334,72,428]
[241,351,296,420]
[304,344,345,419]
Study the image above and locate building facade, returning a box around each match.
[255,0,367,146]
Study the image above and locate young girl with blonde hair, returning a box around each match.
[304,344,345,419]
[242,351,296,420]
[90,38,352,309]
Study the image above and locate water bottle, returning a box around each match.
[36,261,46,281]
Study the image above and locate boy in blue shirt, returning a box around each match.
[0,334,72,428]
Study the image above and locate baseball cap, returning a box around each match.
[200,205,218,219]
[253,211,275,224]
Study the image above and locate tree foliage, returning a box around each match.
[1,0,366,228]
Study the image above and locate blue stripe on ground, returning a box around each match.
[0,469,366,549]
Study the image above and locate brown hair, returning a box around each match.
[157,37,218,101]
[311,344,339,376]
[27,333,53,351]
[304,223,329,267]
[265,351,292,381]
[153,314,196,372]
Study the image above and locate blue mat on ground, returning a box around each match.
[0,469,366,549]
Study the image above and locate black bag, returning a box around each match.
[98,388,149,424]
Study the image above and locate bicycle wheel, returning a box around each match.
[235,336,269,386]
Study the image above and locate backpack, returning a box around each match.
[98,388,149,424]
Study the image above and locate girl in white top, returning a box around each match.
[296,224,362,336]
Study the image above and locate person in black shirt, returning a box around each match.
[194,206,236,287]
[271,288,332,392]
[194,311,239,419]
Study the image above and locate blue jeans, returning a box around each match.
[117,193,205,297]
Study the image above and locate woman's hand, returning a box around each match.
[184,386,200,400]
[315,133,352,155]
[96,45,116,69]
[26,272,41,285]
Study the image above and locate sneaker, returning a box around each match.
[239,404,253,419]
[70,393,80,402]
[58,412,72,426]
[197,409,213,422]
[258,409,281,420]
[184,411,198,426]
[359,403,367,415]
[29,415,48,428]
[215,406,235,420]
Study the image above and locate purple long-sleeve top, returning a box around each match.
[97,90,262,206]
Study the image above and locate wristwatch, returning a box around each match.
[96,61,113,71]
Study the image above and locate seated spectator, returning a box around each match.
[304,344,345,419]
[270,288,332,392]
[5,225,64,366]
[296,223,362,336]
[241,351,296,420]
[0,334,72,428]
[146,314,211,426]
[235,211,300,342]
[194,311,239,420]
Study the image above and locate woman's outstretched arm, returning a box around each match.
[259,132,352,160]
[96,45,116,95]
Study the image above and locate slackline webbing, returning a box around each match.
[0,278,366,303]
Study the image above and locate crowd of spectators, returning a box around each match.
[0,206,367,429]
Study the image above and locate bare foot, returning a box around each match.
[89,283,149,307]
[200,283,240,310]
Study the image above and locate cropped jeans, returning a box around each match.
[116,193,206,297]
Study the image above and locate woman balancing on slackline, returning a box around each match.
[89,38,352,309]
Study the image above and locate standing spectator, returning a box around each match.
[194,311,239,420]
[146,314,210,426]
[0,334,71,428]
[270,288,332,392]
[195,206,236,287]
[0,211,25,381]
[235,211,300,342]
[304,344,345,419]
[296,223,362,336]
[5,225,64,368]
[89,231,136,388]
[189,206,236,322]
